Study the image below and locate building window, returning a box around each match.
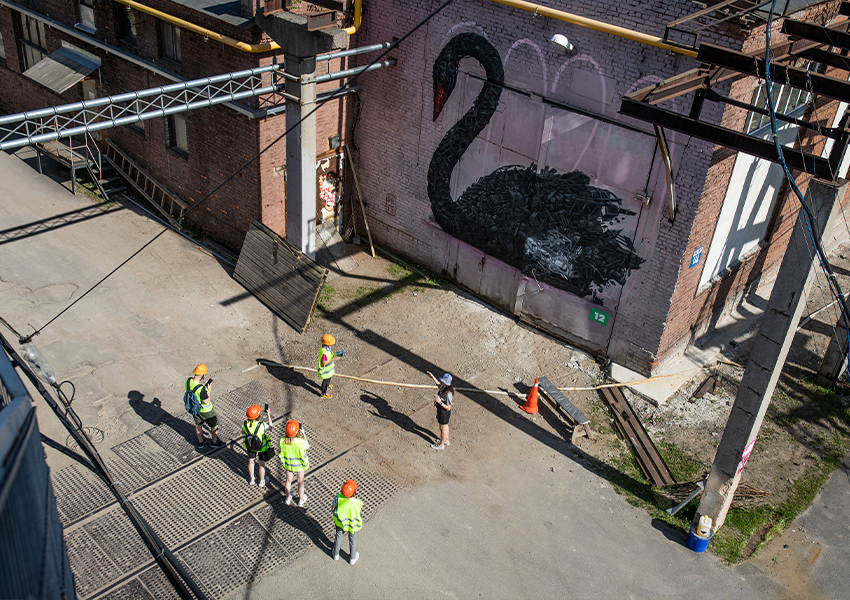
[169,115,188,156]
[745,81,811,134]
[161,22,181,63]
[77,0,96,34]
[116,6,137,46]
[20,14,47,69]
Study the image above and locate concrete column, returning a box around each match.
[285,55,318,258]
[697,178,848,532]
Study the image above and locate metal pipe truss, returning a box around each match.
[0,65,295,151]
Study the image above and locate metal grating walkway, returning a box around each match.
[49,382,401,599]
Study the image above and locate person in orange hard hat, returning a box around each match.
[280,419,310,507]
[426,371,453,450]
[318,334,341,399]
[243,404,274,487]
[332,479,363,565]
[187,364,224,452]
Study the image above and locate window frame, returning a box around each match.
[168,115,188,157]
[160,21,181,64]
[76,0,96,34]
[19,14,47,70]
[116,5,137,47]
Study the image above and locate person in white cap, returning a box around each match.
[426,371,454,450]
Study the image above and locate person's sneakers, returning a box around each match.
[284,493,294,506]
[434,439,451,446]
[210,439,226,448]
[249,477,255,485]
[321,393,333,399]
[332,554,340,561]
[430,443,445,450]
[195,441,207,452]
[259,477,270,488]
[298,494,308,507]
[349,552,359,565]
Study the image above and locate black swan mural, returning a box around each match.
[427,33,643,300]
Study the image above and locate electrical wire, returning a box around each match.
[764,0,850,378]
[18,0,457,343]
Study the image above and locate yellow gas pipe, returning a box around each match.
[488,0,698,58]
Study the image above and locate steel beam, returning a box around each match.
[619,98,834,178]
[795,47,850,72]
[698,43,850,104]
[782,19,850,52]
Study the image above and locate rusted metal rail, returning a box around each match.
[599,386,675,487]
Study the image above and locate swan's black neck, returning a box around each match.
[428,34,505,213]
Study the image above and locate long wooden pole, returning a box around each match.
[345,150,376,257]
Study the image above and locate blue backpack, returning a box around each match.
[183,382,203,416]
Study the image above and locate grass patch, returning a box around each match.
[315,285,336,315]
[657,441,705,483]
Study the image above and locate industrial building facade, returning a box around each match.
[1,0,848,375]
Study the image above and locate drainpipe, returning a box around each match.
[114,0,280,53]
[343,0,362,35]
[487,0,698,58]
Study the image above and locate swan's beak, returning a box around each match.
[433,82,447,121]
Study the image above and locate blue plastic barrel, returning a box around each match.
[687,524,713,553]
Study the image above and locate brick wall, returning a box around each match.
[654,0,846,372]
[350,0,743,372]
[0,1,353,250]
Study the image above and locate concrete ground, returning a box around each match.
[0,147,844,600]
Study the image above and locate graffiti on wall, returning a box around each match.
[426,33,643,300]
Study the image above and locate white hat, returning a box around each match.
[440,373,452,386]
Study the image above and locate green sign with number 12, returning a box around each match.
[590,308,610,326]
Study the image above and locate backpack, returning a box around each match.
[243,421,264,452]
[183,382,202,416]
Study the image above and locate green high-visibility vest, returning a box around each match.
[186,378,213,413]
[242,420,270,452]
[317,347,335,379]
[279,437,310,471]
[334,494,363,532]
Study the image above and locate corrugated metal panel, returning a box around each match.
[234,220,327,333]
[24,45,100,94]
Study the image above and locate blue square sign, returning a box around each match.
[690,246,703,269]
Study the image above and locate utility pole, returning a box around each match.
[696,178,848,532]
[256,10,346,259]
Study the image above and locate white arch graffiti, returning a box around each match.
[550,54,606,171]
[504,39,549,95]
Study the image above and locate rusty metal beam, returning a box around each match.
[698,43,850,104]
[618,98,835,178]
[795,47,850,72]
[782,19,850,52]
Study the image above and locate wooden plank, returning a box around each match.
[233,221,327,333]
[538,377,589,425]
[346,151,375,257]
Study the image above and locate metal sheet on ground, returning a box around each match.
[65,528,123,598]
[177,532,250,600]
[110,435,183,483]
[233,220,328,333]
[216,513,293,581]
[137,565,182,600]
[82,506,149,574]
[51,464,114,525]
[145,418,200,464]
[97,578,154,600]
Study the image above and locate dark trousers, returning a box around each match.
[321,377,332,394]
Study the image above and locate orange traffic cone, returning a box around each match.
[520,378,539,414]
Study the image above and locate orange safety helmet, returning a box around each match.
[341,479,357,498]
[286,419,300,438]
[193,364,208,375]
[246,405,262,420]
[322,334,336,346]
